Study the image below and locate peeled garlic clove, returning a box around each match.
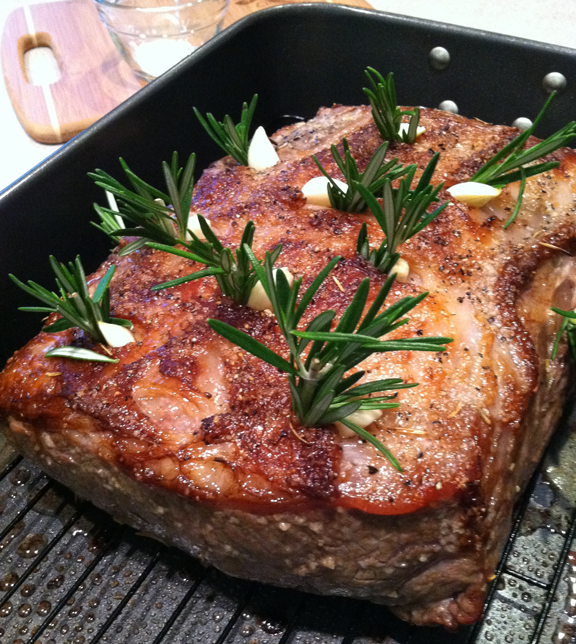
[447,182,502,208]
[334,409,383,438]
[248,126,280,171]
[301,176,348,208]
[333,422,357,439]
[97,321,135,348]
[390,257,410,283]
[247,268,294,311]
[398,122,426,138]
[186,214,212,241]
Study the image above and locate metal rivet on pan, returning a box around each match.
[429,47,451,71]
[439,100,458,114]
[512,117,533,131]
[542,72,567,93]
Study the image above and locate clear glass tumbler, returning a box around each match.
[93,0,230,82]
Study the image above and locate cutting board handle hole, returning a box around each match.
[18,33,61,86]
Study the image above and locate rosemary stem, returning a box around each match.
[299,358,323,411]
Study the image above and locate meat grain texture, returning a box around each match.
[1,106,576,629]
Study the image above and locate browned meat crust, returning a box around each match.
[1,105,575,628]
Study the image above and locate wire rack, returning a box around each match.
[0,407,575,644]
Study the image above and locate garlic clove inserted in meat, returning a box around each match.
[447,182,502,208]
[390,258,410,283]
[248,126,280,171]
[186,214,212,241]
[334,409,383,438]
[97,321,135,348]
[301,176,348,208]
[247,268,294,311]
[398,122,426,138]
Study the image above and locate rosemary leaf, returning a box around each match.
[45,347,119,363]
[339,418,402,469]
[208,319,297,375]
[503,167,527,229]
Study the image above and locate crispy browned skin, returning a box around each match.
[1,106,575,628]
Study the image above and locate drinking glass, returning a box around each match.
[94,0,230,82]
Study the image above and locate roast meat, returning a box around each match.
[1,105,575,628]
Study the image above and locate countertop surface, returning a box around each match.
[1,0,574,192]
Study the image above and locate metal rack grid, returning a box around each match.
[0,409,575,644]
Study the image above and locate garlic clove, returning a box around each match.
[186,214,212,241]
[247,268,294,311]
[248,126,280,171]
[398,122,426,138]
[390,257,410,283]
[334,409,383,438]
[97,321,135,348]
[301,176,348,208]
[447,182,502,208]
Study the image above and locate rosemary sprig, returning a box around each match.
[208,249,452,468]
[312,139,409,213]
[551,307,576,360]
[363,68,421,143]
[10,256,133,363]
[90,152,196,255]
[356,153,449,274]
[194,95,258,166]
[147,217,280,306]
[470,91,576,228]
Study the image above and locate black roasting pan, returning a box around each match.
[1,5,576,643]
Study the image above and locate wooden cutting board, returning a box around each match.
[1,0,371,145]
